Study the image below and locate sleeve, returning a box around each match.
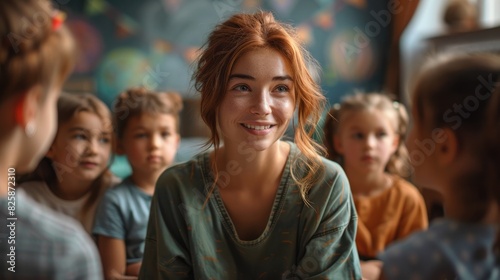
[395,181,429,240]
[92,189,126,239]
[138,173,193,280]
[296,165,362,280]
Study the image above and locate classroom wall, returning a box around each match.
[59,0,396,108]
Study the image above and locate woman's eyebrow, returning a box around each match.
[229,73,255,80]
[228,74,293,81]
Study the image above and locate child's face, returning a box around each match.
[47,111,112,183]
[218,48,295,151]
[119,113,180,176]
[334,109,399,175]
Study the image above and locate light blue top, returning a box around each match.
[0,190,102,280]
[379,218,500,280]
[93,177,152,264]
[139,142,361,279]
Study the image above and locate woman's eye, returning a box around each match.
[135,133,147,139]
[275,85,290,93]
[233,84,250,92]
[100,137,111,144]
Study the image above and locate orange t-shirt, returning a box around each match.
[354,175,428,259]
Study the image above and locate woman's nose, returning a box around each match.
[250,90,272,116]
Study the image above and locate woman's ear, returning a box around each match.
[436,128,458,166]
[14,85,42,133]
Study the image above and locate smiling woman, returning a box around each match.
[219,48,295,153]
[139,11,362,280]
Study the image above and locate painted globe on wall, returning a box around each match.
[66,17,103,74]
[95,48,150,107]
[155,52,192,93]
[327,30,376,82]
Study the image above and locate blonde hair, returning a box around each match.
[323,92,410,177]
[0,0,75,103]
[193,11,326,204]
[113,87,183,139]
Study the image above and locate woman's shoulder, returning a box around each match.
[304,157,350,200]
[155,152,210,194]
[321,156,345,176]
[294,154,355,228]
[313,156,347,187]
[288,141,345,179]
[163,151,208,177]
[287,142,348,189]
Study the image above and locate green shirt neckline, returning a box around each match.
[199,142,298,245]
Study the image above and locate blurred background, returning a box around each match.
[53,0,500,177]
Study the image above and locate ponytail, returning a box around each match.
[389,100,411,178]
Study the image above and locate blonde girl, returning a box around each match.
[20,92,118,234]
[0,0,102,278]
[323,92,428,260]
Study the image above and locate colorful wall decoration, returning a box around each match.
[60,0,393,106]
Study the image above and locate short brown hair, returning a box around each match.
[113,87,183,139]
